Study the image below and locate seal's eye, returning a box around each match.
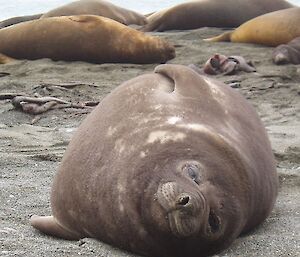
[182,163,201,185]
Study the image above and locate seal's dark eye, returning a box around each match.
[182,163,201,185]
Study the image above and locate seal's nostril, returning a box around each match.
[177,195,190,206]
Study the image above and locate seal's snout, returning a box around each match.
[168,45,176,59]
[157,182,205,237]
[160,41,176,63]
[273,51,288,65]
[157,182,202,213]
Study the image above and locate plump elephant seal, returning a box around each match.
[30,64,278,257]
[272,37,300,65]
[0,15,175,64]
[141,0,294,32]
[0,14,42,29]
[205,7,300,47]
[41,0,147,25]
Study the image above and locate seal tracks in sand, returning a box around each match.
[0,124,73,161]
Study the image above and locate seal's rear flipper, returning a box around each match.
[0,13,43,29]
[30,215,81,240]
[0,53,16,64]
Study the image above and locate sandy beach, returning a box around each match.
[0,27,299,256]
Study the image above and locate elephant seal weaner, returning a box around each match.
[141,0,294,32]
[272,37,300,65]
[0,15,175,64]
[205,7,300,46]
[40,0,147,25]
[30,65,278,257]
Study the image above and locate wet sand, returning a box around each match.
[0,27,299,256]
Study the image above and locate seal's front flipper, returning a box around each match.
[0,53,16,64]
[30,215,81,240]
[203,31,232,42]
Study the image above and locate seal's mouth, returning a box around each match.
[207,209,221,235]
[156,182,206,238]
[169,209,199,237]
[167,198,223,239]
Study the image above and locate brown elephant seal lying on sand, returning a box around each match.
[142,0,294,32]
[30,64,278,257]
[40,0,147,25]
[0,15,175,64]
[272,37,300,65]
[205,7,300,46]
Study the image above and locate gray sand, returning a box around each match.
[0,28,299,257]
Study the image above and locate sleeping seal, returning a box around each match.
[142,0,294,32]
[41,0,147,25]
[0,0,146,29]
[30,64,278,257]
[0,15,175,64]
[204,7,300,46]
